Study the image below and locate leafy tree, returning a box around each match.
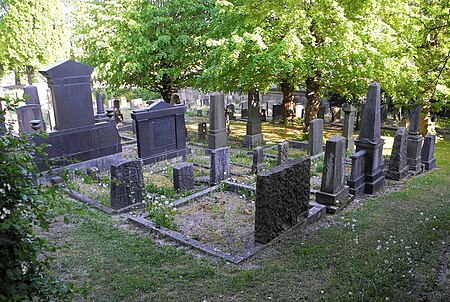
[73,0,213,103]
[0,0,69,84]
[0,97,75,300]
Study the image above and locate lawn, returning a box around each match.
[48,135,450,301]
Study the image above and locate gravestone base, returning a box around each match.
[407,135,423,175]
[422,158,436,171]
[316,186,350,206]
[242,133,263,147]
[364,165,385,194]
[348,173,365,196]
[386,165,409,181]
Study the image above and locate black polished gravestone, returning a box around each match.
[35,60,122,171]
[131,101,190,164]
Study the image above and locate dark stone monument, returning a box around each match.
[407,104,424,175]
[198,122,207,140]
[113,99,124,123]
[316,136,349,206]
[19,85,46,133]
[342,103,356,153]
[318,99,330,119]
[309,119,324,156]
[277,141,289,165]
[241,108,248,119]
[243,89,263,147]
[210,147,230,184]
[36,60,122,171]
[272,104,283,120]
[251,146,264,174]
[347,150,367,196]
[23,85,41,105]
[94,93,108,122]
[131,101,190,164]
[207,93,227,152]
[173,162,195,192]
[354,82,385,194]
[381,104,388,123]
[421,134,436,171]
[110,158,143,209]
[386,127,409,180]
[255,157,310,244]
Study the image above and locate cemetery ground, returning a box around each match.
[45,118,450,302]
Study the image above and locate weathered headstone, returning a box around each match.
[421,134,436,171]
[17,105,46,133]
[210,147,230,184]
[347,150,367,196]
[354,82,385,194]
[316,136,349,206]
[173,162,194,192]
[207,93,227,152]
[243,89,263,147]
[309,119,324,156]
[407,104,424,175]
[23,85,41,105]
[386,127,409,180]
[277,141,289,165]
[272,104,283,120]
[110,159,143,209]
[113,99,124,123]
[198,122,207,140]
[94,92,108,122]
[255,157,310,244]
[342,103,356,153]
[251,146,264,174]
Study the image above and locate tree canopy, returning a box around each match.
[0,0,69,84]
[73,0,213,103]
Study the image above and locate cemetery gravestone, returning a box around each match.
[277,141,289,165]
[198,122,207,140]
[354,82,385,194]
[421,134,436,171]
[210,147,230,184]
[94,93,108,122]
[309,119,324,156]
[113,99,124,123]
[131,101,190,164]
[347,150,367,196]
[255,157,311,244]
[316,136,349,206]
[19,85,46,133]
[110,158,143,209]
[173,162,195,192]
[243,89,264,147]
[407,104,424,175]
[342,103,356,153]
[207,94,227,152]
[386,127,409,180]
[272,104,283,120]
[251,146,264,174]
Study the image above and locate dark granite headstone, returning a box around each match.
[243,89,263,147]
[131,101,190,164]
[354,82,385,194]
[421,134,436,170]
[347,150,367,196]
[241,108,248,119]
[207,93,227,151]
[17,105,46,133]
[272,104,283,119]
[386,127,409,180]
[255,157,310,244]
[277,141,289,165]
[342,103,356,153]
[198,122,207,140]
[173,162,194,192]
[407,104,424,175]
[113,99,124,123]
[251,146,264,174]
[110,158,143,209]
[309,119,324,156]
[210,147,230,184]
[316,135,349,206]
[23,85,41,105]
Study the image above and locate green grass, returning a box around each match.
[50,138,450,301]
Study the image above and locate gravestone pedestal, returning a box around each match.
[342,103,356,153]
[386,127,409,180]
[173,162,194,192]
[206,94,227,154]
[251,146,264,174]
[407,104,423,175]
[243,89,263,147]
[210,147,230,185]
[277,141,289,165]
[309,119,324,156]
[421,134,436,171]
[347,150,367,196]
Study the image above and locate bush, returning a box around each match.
[0,97,74,301]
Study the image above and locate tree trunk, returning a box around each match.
[280,79,295,120]
[159,73,173,103]
[26,65,33,85]
[303,72,321,131]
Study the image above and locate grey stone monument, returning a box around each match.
[316,136,349,206]
[347,150,367,196]
[277,141,289,165]
[342,103,356,153]
[309,119,324,156]
[354,82,385,194]
[94,92,108,122]
[110,158,143,209]
[198,122,207,140]
[173,162,195,192]
[19,85,46,133]
[386,127,409,180]
[255,157,310,244]
[210,147,230,184]
[243,89,263,147]
[251,146,264,174]
[407,104,424,175]
[23,85,41,105]
[421,134,436,171]
[207,94,227,153]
